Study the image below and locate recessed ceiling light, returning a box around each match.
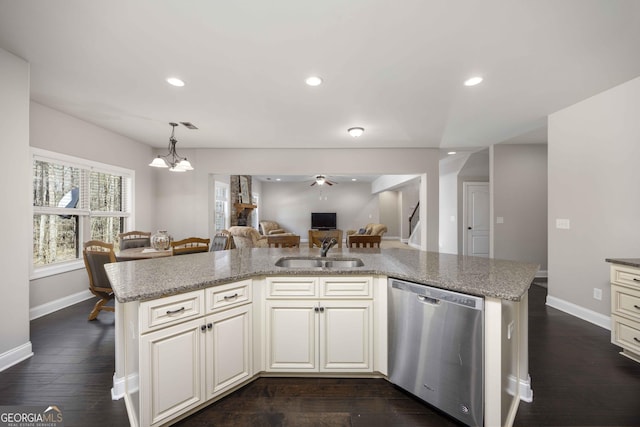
[448,151,457,155]
[351,178,357,181]
[167,77,185,87]
[276,178,281,181]
[347,127,364,138]
[464,76,483,86]
[305,76,323,86]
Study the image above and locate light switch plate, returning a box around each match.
[556,218,570,229]
[496,217,504,224]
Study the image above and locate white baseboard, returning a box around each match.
[0,342,33,372]
[535,270,548,278]
[30,289,94,320]
[112,373,125,400]
[546,295,611,330]
[113,372,138,400]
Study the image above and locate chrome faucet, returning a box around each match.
[320,238,338,257]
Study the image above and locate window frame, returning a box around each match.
[30,148,134,279]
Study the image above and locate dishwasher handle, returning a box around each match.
[417,294,440,305]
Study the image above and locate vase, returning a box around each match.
[151,230,171,250]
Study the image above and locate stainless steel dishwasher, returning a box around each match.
[388,278,484,426]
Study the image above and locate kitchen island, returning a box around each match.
[106,248,538,427]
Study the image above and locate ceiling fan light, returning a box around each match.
[347,127,364,138]
[316,176,326,185]
[169,165,187,172]
[149,157,169,168]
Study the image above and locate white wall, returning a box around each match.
[260,180,378,238]
[154,148,440,251]
[379,191,400,238]
[548,75,640,321]
[492,144,547,270]
[0,48,32,370]
[29,102,156,310]
[439,154,470,253]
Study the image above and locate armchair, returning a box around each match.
[259,220,288,235]
[228,226,269,249]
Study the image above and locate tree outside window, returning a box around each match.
[32,150,132,272]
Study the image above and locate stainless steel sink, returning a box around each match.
[275,257,364,268]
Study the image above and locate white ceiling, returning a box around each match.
[1,0,639,150]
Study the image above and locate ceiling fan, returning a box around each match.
[310,175,337,186]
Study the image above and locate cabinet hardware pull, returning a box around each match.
[319,307,325,313]
[634,305,640,310]
[633,278,640,282]
[223,293,239,301]
[200,325,207,331]
[207,323,213,330]
[634,337,640,343]
[166,307,185,315]
[314,307,319,312]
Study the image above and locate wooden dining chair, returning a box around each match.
[308,229,343,248]
[83,240,117,321]
[118,230,151,250]
[268,234,301,248]
[171,237,211,255]
[347,234,382,248]
[210,231,231,251]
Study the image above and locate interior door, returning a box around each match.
[464,182,490,257]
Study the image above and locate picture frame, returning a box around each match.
[239,176,250,204]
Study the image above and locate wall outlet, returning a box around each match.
[593,288,602,301]
[496,216,504,224]
[556,218,570,229]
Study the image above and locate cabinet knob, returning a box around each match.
[314,307,319,312]
[319,307,325,313]
[200,325,207,332]
[207,323,213,330]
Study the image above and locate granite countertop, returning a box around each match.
[605,258,640,268]
[105,247,539,303]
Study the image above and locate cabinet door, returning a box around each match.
[265,300,318,371]
[205,304,252,399]
[140,318,205,427]
[320,300,373,372]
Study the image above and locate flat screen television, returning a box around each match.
[311,212,337,230]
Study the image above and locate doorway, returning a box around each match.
[463,182,490,257]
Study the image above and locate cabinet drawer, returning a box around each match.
[320,276,373,298]
[140,290,204,333]
[206,279,252,313]
[266,277,318,298]
[612,284,640,322]
[612,315,640,354]
[611,265,640,289]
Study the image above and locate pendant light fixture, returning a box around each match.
[149,123,194,172]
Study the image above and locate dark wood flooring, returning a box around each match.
[1,284,639,427]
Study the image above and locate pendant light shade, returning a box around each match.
[149,123,194,171]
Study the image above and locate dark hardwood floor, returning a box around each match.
[1,283,639,427]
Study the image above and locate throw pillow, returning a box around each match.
[358,228,366,234]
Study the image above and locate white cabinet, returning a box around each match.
[610,264,640,363]
[265,276,373,373]
[138,280,253,427]
[140,318,205,427]
[205,304,252,397]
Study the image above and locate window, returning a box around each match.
[32,148,133,277]
[214,182,229,233]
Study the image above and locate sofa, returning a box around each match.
[346,223,387,246]
[228,226,269,249]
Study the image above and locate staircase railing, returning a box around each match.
[409,203,419,236]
